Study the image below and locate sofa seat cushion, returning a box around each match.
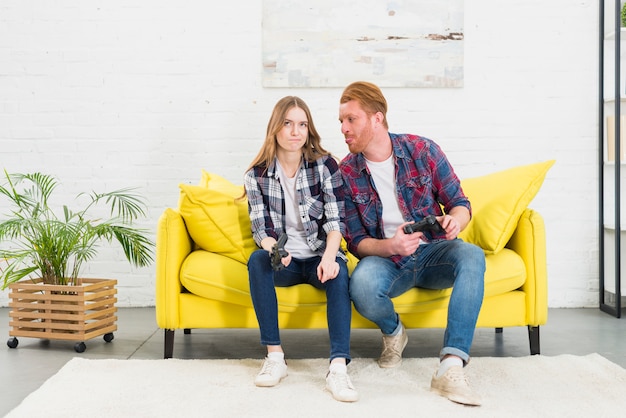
[180,247,526,309]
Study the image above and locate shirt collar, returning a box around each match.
[354,133,406,173]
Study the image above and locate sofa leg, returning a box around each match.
[184,328,191,334]
[528,326,540,355]
[495,327,503,334]
[164,329,175,359]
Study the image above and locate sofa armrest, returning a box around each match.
[505,208,548,326]
[156,207,194,329]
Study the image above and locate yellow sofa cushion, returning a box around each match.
[181,251,252,305]
[178,172,256,264]
[180,247,526,308]
[458,160,554,254]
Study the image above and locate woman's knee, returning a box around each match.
[248,250,272,281]
[326,267,349,293]
[248,249,268,265]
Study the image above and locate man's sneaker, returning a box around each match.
[430,365,482,406]
[325,370,359,402]
[254,357,288,387]
[377,323,408,368]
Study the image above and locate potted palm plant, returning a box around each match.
[0,171,154,352]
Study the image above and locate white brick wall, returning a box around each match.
[0,1,601,307]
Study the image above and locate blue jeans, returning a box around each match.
[247,249,352,363]
[349,239,485,364]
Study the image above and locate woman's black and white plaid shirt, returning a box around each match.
[244,155,346,261]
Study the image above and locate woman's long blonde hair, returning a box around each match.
[245,96,330,173]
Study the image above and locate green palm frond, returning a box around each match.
[0,263,39,285]
[1,171,58,217]
[110,225,154,267]
[78,188,148,221]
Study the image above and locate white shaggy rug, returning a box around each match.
[7,354,626,417]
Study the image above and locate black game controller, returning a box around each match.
[270,233,289,271]
[403,215,445,235]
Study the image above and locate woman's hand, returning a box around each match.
[317,256,339,283]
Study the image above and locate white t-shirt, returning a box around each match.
[365,155,404,238]
[276,161,316,259]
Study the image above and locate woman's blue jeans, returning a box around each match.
[247,249,352,363]
[349,239,485,364]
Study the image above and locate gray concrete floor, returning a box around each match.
[1,307,626,416]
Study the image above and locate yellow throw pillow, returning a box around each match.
[458,160,554,254]
[178,173,256,264]
[199,169,244,196]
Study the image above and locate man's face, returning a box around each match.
[339,100,375,155]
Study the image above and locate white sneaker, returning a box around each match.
[254,357,288,387]
[325,370,359,402]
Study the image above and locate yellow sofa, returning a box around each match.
[156,161,554,359]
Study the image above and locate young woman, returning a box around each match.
[243,96,358,402]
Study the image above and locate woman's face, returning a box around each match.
[276,106,308,153]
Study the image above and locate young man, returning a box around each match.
[338,81,485,406]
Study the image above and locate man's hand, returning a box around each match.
[438,215,461,240]
[392,222,424,256]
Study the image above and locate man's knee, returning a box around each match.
[456,242,486,272]
[349,258,387,302]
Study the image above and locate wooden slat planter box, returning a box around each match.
[7,278,117,351]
